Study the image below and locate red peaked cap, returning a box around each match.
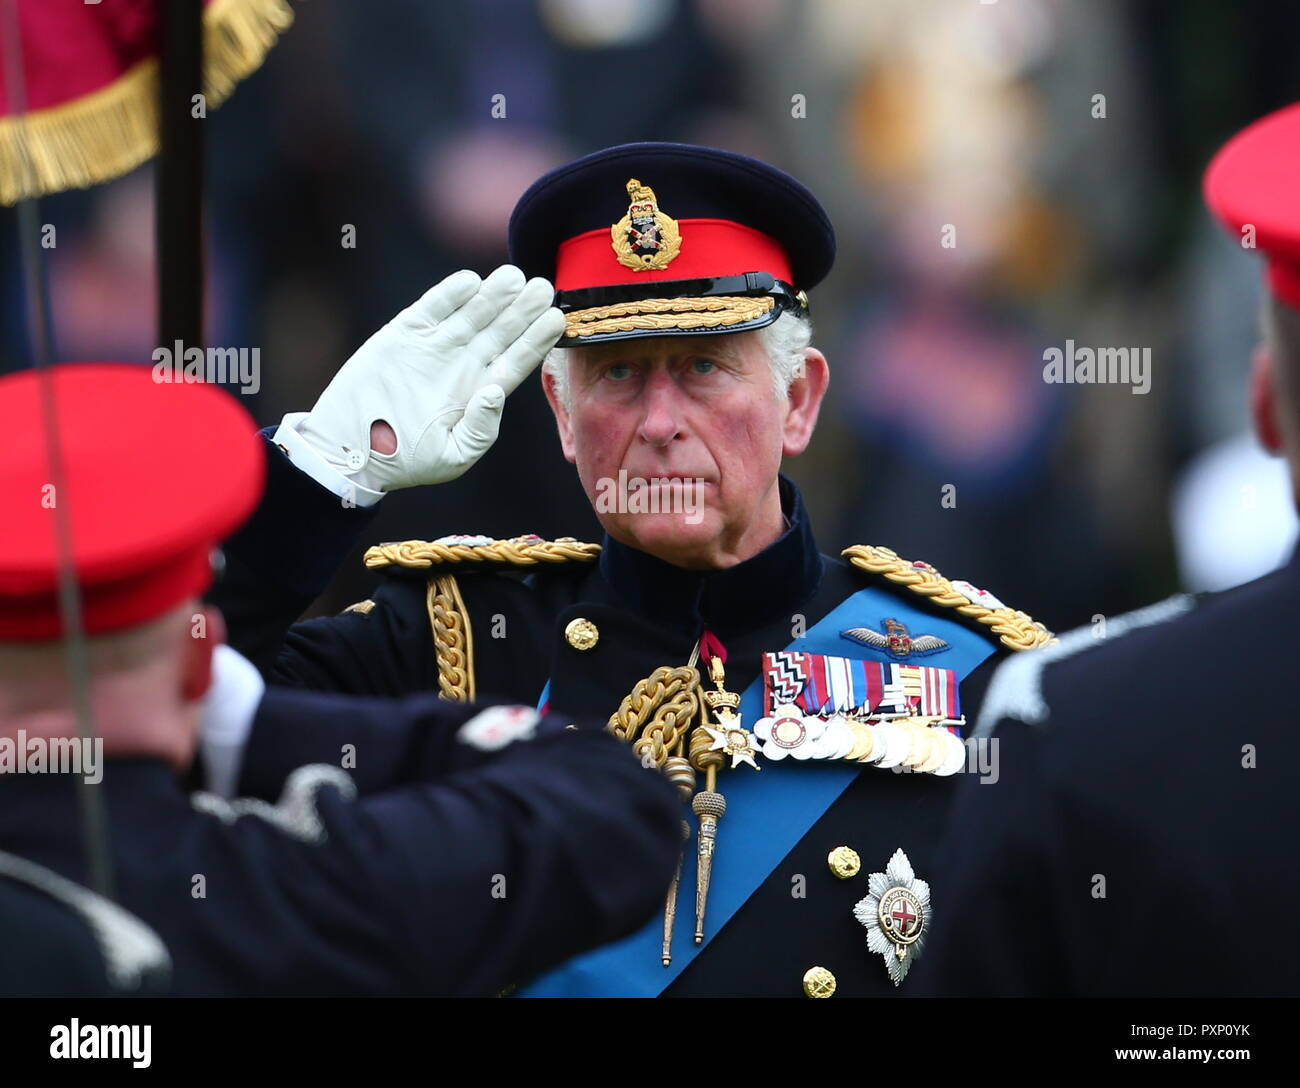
[1204,102,1300,309]
[0,364,264,640]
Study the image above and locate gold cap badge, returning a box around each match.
[610,178,682,272]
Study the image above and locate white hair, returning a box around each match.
[543,310,813,410]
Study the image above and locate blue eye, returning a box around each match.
[689,358,716,375]
[605,363,634,380]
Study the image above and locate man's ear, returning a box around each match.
[782,347,830,457]
[181,606,225,702]
[1251,342,1285,455]
[541,365,577,464]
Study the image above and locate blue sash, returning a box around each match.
[517,586,995,997]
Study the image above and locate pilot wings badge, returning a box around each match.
[841,619,948,659]
[611,178,682,272]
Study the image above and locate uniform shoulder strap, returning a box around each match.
[842,544,1055,653]
[364,534,601,572]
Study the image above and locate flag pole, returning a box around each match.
[157,0,204,351]
[0,0,113,900]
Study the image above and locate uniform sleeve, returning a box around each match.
[238,687,551,798]
[213,432,560,700]
[211,433,381,677]
[225,727,681,996]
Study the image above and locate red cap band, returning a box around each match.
[555,218,794,291]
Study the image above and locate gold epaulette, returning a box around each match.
[842,545,1055,653]
[364,534,601,571]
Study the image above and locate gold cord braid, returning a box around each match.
[425,574,476,701]
[606,666,701,767]
[366,536,600,571]
[841,545,1055,652]
[633,697,699,769]
[565,296,775,339]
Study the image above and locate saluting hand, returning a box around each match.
[298,265,565,492]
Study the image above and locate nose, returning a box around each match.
[637,370,685,448]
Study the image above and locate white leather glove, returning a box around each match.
[298,265,566,492]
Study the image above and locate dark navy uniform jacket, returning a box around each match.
[214,438,1050,997]
[913,552,1300,997]
[0,689,680,997]
[0,852,169,997]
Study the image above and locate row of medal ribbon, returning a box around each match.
[754,653,967,776]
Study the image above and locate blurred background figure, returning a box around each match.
[0,855,170,997]
[4,0,1299,620]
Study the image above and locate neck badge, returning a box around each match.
[611,178,682,272]
[853,848,931,986]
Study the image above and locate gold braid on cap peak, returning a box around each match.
[564,295,775,339]
[842,545,1055,652]
[364,535,601,571]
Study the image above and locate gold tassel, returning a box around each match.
[687,722,726,944]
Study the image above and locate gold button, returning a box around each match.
[564,617,599,651]
[827,846,861,879]
[802,966,836,998]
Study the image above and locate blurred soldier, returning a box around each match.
[0,363,680,997]
[914,104,1300,997]
[0,854,169,997]
[214,144,1053,997]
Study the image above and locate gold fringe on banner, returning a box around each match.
[0,0,297,206]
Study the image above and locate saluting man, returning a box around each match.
[216,143,1053,997]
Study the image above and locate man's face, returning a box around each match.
[543,330,827,568]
